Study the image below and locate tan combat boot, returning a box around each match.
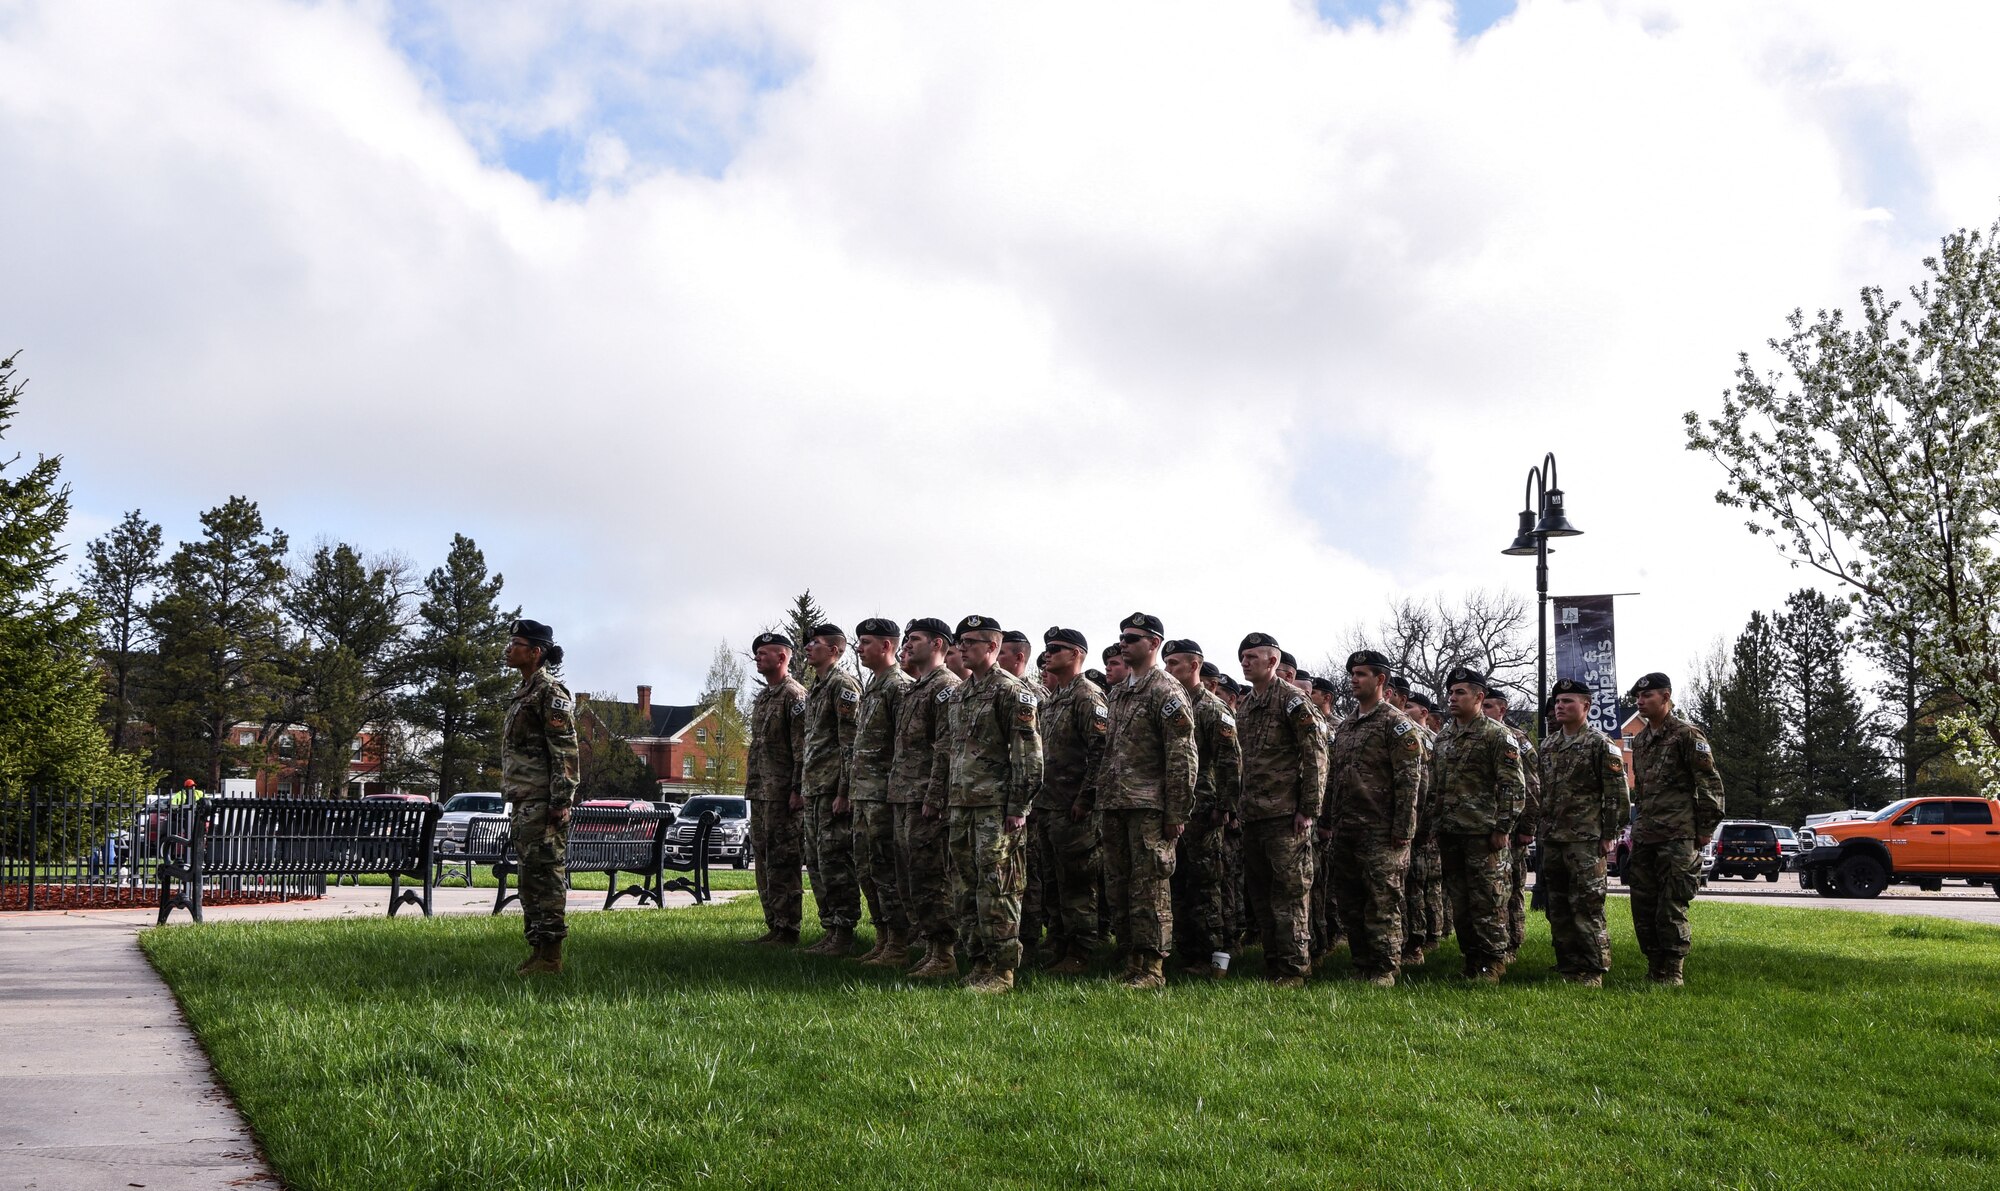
[1566,973,1604,988]
[1364,971,1397,988]
[959,960,994,987]
[1471,961,1506,985]
[968,967,1016,994]
[1650,957,1684,987]
[1270,974,1306,989]
[864,930,910,969]
[855,932,888,965]
[739,929,781,947]
[1045,946,1092,976]
[1121,953,1166,990]
[761,929,800,949]
[517,940,563,975]
[803,928,854,957]
[909,941,955,979]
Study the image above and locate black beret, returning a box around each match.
[1044,626,1088,651]
[905,617,954,643]
[1238,632,1280,654]
[1119,611,1165,637]
[1101,644,1121,662]
[1084,669,1108,688]
[1218,674,1241,693]
[1446,666,1490,693]
[955,614,1003,638]
[1408,692,1436,712]
[1629,671,1671,697]
[1000,629,1031,645]
[511,619,555,646]
[855,617,900,639]
[808,623,846,642]
[1310,675,1339,696]
[1346,649,1392,673]
[751,631,793,651]
[1295,669,1315,683]
[1550,677,1593,700]
[1163,638,1203,658]
[1199,661,1220,679]
[1388,674,1412,696]
[1279,651,1298,670]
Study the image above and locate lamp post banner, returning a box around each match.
[1553,595,1620,737]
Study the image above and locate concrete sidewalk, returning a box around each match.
[1,884,744,1190]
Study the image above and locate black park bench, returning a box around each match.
[462,806,718,914]
[156,797,441,924]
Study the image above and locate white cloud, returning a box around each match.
[3,0,1998,701]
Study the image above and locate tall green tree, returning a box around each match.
[81,509,163,753]
[1866,623,1972,799]
[781,590,827,685]
[694,639,750,796]
[1771,590,1890,817]
[145,497,291,789]
[396,534,515,798]
[1686,215,2000,786]
[283,543,414,797]
[1706,613,1786,819]
[0,351,146,795]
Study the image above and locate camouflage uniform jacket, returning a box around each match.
[1629,715,1726,844]
[1508,724,1543,836]
[1539,726,1629,842]
[1323,701,1422,840]
[847,666,912,802]
[891,666,959,808]
[1034,675,1108,813]
[1430,716,1526,836]
[1092,665,1198,825]
[1410,721,1437,842]
[943,667,1044,816]
[1189,685,1242,820]
[502,666,579,810]
[1234,680,1329,824]
[802,666,861,799]
[744,676,807,803]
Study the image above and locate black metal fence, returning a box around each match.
[1,788,323,911]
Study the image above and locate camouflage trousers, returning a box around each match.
[747,797,803,933]
[1242,816,1314,979]
[1020,818,1043,951]
[1332,833,1411,978]
[1506,843,1530,955]
[1428,840,1450,939]
[948,806,1027,972]
[1403,838,1443,952]
[510,800,568,946]
[1170,818,1230,960]
[802,793,862,931]
[1102,808,1177,957]
[852,799,907,936]
[1222,824,1248,948]
[894,803,956,946]
[1438,833,1510,970]
[1031,808,1101,957]
[1627,839,1700,962]
[1308,831,1340,958]
[1542,841,1611,976]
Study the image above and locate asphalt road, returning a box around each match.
[1614,870,2000,926]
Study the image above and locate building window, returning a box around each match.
[278,735,295,758]
[351,738,363,759]
[705,758,717,777]
[276,782,292,797]
[348,782,362,797]
[696,727,708,744]
[238,731,255,747]
[681,758,694,779]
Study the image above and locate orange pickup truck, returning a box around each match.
[1796,796,2000,899]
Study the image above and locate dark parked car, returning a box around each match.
[666,795,752,868]
[1700,821,1783,883]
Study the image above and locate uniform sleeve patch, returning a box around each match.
[551,696,573,713]
[1018,691,1037,706]
[937,690,952,704]
[1092,705,1109,720]
[1285,696,1305,714]
[792,700,807,717]
[840,688,860,703]
[1162,697,1184,718]
[1393,719,1411,735]
[1606,741,1622,757]
[1694,740,1712,754]
[1219,713,1236,729]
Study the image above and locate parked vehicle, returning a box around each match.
[1700,821,1783,883]
[1795,797,2000,899]
[667,795,752,868]
[436,792,506,855]
[1772,824,1800,862]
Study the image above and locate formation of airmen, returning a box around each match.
[735,613,1730,994]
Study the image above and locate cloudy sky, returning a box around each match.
[5,0,1998,701]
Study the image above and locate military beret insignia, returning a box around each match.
[1163,639,1203,658]
[1238,631,1279,654]
[956,614,1003,638]
[1120,611,1165,637]
[855,617,900,639]
[511,618,555,646]
[753,631,793,650]
[1044,626,1088,651]
[809,623,846,642]
[1346,649,1392,673]
[1446,666,1490,693]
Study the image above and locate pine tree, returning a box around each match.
[145,497,291,789]
[396,535,516,798]
[1706,613,1785,819]
[81,509,163,753]
[0,351,146,796]
[783,590,827,685]
[1771,590,1892,817]
[283,544,413,797]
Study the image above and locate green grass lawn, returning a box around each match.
[141,898,2000,1191]
[350,866,759,892]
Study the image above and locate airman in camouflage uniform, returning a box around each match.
[1163,640,1241,978]
[1325,651,1422,986]
[1484,692,1542,961]
[743,632,807,947]
[848,619,913,967]
[800,625,864,956]
[1386,681,1440,961]
[1093,613,1198,989]
[1306,674,1342,969]
[942,616,1043,993]
[501,620,579,975]
[1233,633,1328,986]
[1409,694,1451,948]
[998,629,1051,953]
[1030,626,1107,974]
[896,619,962,979]
[1626,672,1726,986]
[1538,677,1630,984]
[1432,667,1527,982]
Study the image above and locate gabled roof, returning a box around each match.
[592,700,701,740]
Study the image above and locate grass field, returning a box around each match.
[351,867,759,892]
[141,897,2000,1190]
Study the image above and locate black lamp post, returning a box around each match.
[1502,453,1581,738]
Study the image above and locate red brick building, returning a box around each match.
[582,685,744,800]
[223,722,402,798]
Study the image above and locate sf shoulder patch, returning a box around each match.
[937,689,952,704]
[1018,691,1037,706]
[1606,740,1622,757]
[1161,696,1183,719]
[792,700,807,717]
[840,688,860,703]
[1392,719,1412,735]
[1694,740,1712,754]
[551,696,573,713]
[1285,695,1305,714]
